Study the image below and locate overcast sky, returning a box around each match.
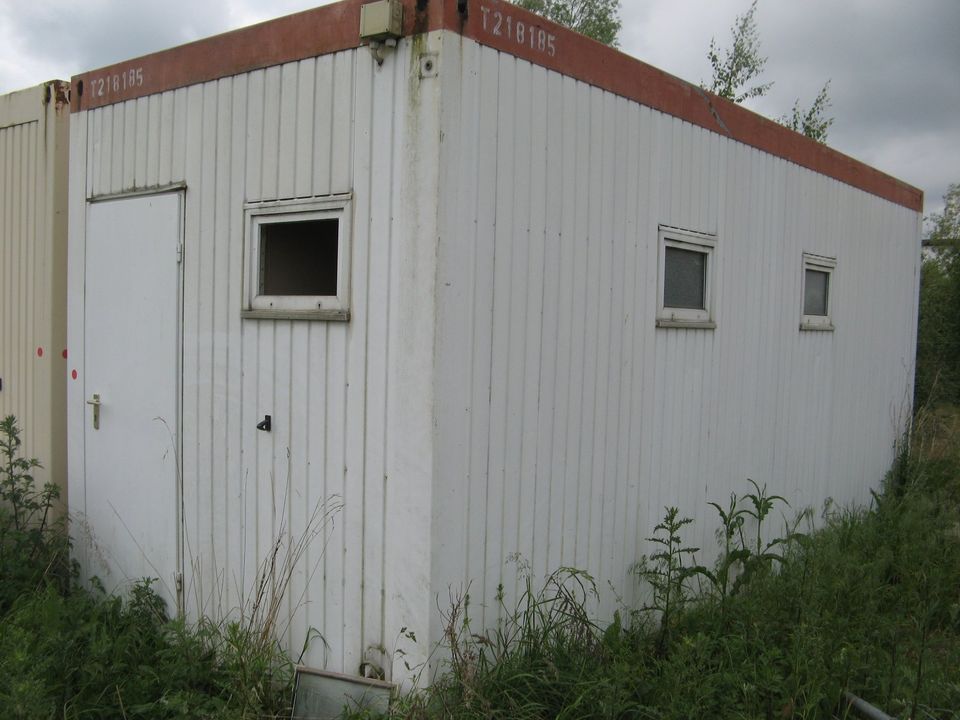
[1,0,957,220]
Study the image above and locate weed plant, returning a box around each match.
[633,506,706,656]
[0,415,71,611]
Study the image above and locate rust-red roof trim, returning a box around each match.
[70,0,922,212]
[71,0,442,113]
[446,0,921,212]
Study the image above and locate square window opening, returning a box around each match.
[243,194,352,321]
[657,226,716,328]
[259,219,339,296]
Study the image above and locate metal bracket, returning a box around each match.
[368,38,397,66]
[256,415,272,432]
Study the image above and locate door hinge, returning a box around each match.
[175,572,184,616]
[176,243,184,264]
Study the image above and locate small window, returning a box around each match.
[800,252,835,331]
[243,195,351,320]
[259,219,339,296]
[657,226,716,328]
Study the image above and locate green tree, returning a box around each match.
[512,0,621,47]
[916,184,960,406]
[706,1,834,143]
[779,81,834,144]
[705,0,772,103]
[927,183,960,245]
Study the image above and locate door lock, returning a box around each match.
[86,393,102,430]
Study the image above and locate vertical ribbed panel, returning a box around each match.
[67,28,921,679]
[433,39,920,631]
[69,38,440,680]
[0,84,68,503]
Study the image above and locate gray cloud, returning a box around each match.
[620,0,959,217]
[1,1,225,85]
[0,0,322,92]
[1,0,956,216]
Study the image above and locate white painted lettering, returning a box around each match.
[477,4,558,60]
[90,67,145,99]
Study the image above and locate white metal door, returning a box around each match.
[83,192,182,611]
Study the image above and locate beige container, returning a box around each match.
[0,81,69,503]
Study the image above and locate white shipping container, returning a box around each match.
[65,0,922,684]
[0,81,70,505]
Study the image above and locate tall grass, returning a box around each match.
[393,568,650,719]
[4,404,959,718]
[387,409,960,720]
[0,415,338,719]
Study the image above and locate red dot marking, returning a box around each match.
[71,369,78,380]
[37,347,44,357]
[62,349,68,359]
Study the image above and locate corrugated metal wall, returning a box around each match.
[68,37,441,679]
[66,26,920,681]
[432,38,920,633]
[0,83,68,502]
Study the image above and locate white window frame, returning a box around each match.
[800,252,836,331]
[242,194,352,321]
[656,225,717,329]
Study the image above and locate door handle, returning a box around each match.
[86,393,102,430]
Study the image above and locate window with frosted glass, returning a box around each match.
[803,269,829,316]
[664,247,707,309]
[800,253,836,330]
[657,226,716,327]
